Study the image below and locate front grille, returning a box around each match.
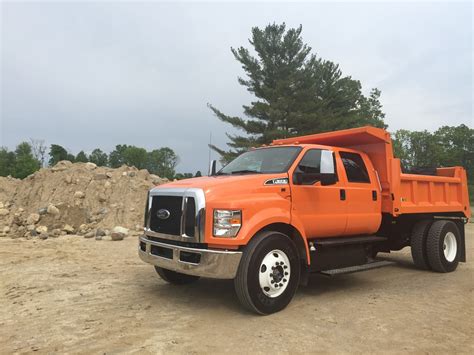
[149,196,196,237]
[150,196,182,235]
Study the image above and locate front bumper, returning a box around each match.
[138,235,242,279]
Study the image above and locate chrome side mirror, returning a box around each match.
[208,160,217,176]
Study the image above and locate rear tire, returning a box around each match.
[410,220,433,270]
[234,231,300,315]
[426,220,460,273]
[154,266,200,285]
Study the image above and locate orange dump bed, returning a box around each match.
[273,126,471,218]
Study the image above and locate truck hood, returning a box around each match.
[151,174,288,201]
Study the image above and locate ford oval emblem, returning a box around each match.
[156,209,170,220]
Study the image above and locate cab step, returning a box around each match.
[314,235,387,247]
[319,260,396,276]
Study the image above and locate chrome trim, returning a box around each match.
[145,187,206,243]
[138,236,242,279]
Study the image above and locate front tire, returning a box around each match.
[234,231,301,315]
[154,266,200,285]
[426,220,460,273]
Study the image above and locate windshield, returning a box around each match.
[218,146,302,175]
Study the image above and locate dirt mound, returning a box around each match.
[0,161,167,239]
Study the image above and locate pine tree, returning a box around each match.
[209,23,386,163]
[75,151,89,163]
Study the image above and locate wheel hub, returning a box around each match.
[259,249,291,298]
[443,232,457,262]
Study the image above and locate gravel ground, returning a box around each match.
[1,224,473,354]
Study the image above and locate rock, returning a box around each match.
[122,172,127,177]
[26,213,41,225]
[98,193,107,202]
[38,233,49,240]
[1,226,10,235]
[52,160,73,172]
[78,223,89,235]
[111,226,129,241]
[26,224,36,231]
[47,204,60,216]
[12,214,23,226]
[30,230,38,237]
[94,173,107,180]
[104,181,112,189]
[18,207,24,213]
[63,224,75,234]
[65,175,73,184]
[128,171,136,177]
[96,228,106,237]
[74,191,85,199]
[0,202,4,208]
[84,231,95,238]
[0,208,9,216]
[51,228,61,237]
[106,172,113,178]
[85,162,97,170]
[38,207,48,215]
[36,225,48,234]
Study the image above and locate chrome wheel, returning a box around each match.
[443,232,457,262]
[258,249,291,298]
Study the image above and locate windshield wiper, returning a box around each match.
[230,169,261,175]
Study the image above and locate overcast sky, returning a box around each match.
[1,1,472,173]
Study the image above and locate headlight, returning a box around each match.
[213,210,242,238]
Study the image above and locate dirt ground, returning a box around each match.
[1,225,473,354]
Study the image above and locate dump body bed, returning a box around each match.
[272,126,471,219]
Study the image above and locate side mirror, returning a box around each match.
[208,160,217,176]
[320,150,337,186]
[320,173,337,186]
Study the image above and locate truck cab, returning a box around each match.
[139,126,470,314]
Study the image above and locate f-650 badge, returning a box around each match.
[264,178,289,185]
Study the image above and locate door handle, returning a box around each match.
[372,190,377,201]
[340,189,346,201]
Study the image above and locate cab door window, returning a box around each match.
[340,152,370,183]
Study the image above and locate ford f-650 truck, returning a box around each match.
[139,126,471,314]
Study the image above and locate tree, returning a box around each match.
[209,23,386,163]
[108,144,129,168]
[13,142,40,178]
[89,148,108,166]
[435,124,473,180]
[29,139,47,168]
[75,151,89,163]
[122,146,148,169]
[146,147,178,179]
[49,144,70,166]
[0,148,15,177]
[195,170,202,177]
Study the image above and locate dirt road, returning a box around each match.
[1,225,473,354]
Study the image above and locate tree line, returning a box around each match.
[0,142,201,180]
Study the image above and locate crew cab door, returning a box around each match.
[338,151,382,236]
[290,149,347,238]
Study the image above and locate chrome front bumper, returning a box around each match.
[138,235,242,279]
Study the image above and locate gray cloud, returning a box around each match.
[1,1,472,173]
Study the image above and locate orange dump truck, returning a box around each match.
[139,126,470,314]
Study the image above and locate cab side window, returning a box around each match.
[340,152,370,183]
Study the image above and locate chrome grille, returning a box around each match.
[145,188,205,243]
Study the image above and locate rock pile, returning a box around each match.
[0,161,167,240]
